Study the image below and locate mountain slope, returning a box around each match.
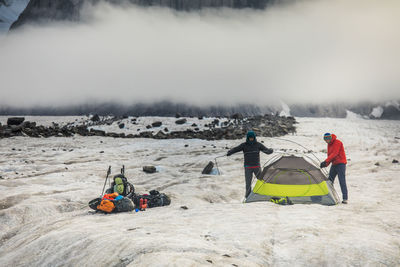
[10,0,278,30]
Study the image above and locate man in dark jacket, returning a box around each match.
[227,131,273,198]
[320,133,348,204]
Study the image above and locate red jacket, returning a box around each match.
[325,134,347,166]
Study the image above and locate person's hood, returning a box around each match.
[328,134,337,144]
[246,131,257,144]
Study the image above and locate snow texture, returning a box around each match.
[0,116,399,266]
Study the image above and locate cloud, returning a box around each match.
[0,0,399,107]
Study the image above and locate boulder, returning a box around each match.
[22,121,36,128]
[91,114,100,122]
[152,121,162,127]
[143,166,157,173]
[175,118,187,125]
[7,117,25,126]
[393,159,399,164]
[118,123,125,129]
[90,128,106,136]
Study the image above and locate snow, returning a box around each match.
[279,101,291,117]
[345,110,365,120]
[0,116,399,266]
[370,106,384,118]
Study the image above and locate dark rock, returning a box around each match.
[180,206,188,210]
[393,159,399,163]
[100,151,104,153]
[374,162,380,166]
[184,144,189,147]
[91,114,100,122]
[231,113,243,120]
[143,166,157,173]
[90,128,105,136]
[118,123,125,129]
[22,121,36,128]
[175,118,187,125]
[154,131,167,139]
[175,113,182,118]
[164,128,169,132]
[152,121,162,127]
[11,125,22,133]
[7,117,25,126]
[191,123,197,127]
[106,132,120,138]
[202,161,214,174]
[146,125,152,129]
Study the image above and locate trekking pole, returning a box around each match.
[100,166,112,198]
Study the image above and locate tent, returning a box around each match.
[245,155,339,205]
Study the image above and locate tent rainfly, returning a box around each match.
[245,155,339,205]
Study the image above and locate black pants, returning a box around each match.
[244,167,261,198]
[329,163,348,200]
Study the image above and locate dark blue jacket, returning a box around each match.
[227,139,273,167]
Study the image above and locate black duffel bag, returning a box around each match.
[132,190,171,208]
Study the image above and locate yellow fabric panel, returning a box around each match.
[253,180,330,197]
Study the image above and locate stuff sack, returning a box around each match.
[97,199,115,213]
[132,190,171,208]
[270,197,293,205]
[96,192,119,213]
[114,197,134,212]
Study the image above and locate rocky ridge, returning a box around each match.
[0,114,296,140]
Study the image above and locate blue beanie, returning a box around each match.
[247,131,256,139]
[323,133,332,140]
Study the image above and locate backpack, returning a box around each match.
[109,174,135,197]
[131,190,171,208]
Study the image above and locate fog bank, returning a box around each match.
[0,0,399,107]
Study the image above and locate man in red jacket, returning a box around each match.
[320,133,348,204]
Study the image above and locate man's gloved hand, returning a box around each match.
[320,161,327,168]
[266,148,273,155]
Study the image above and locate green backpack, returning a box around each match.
[112,174,130,196]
